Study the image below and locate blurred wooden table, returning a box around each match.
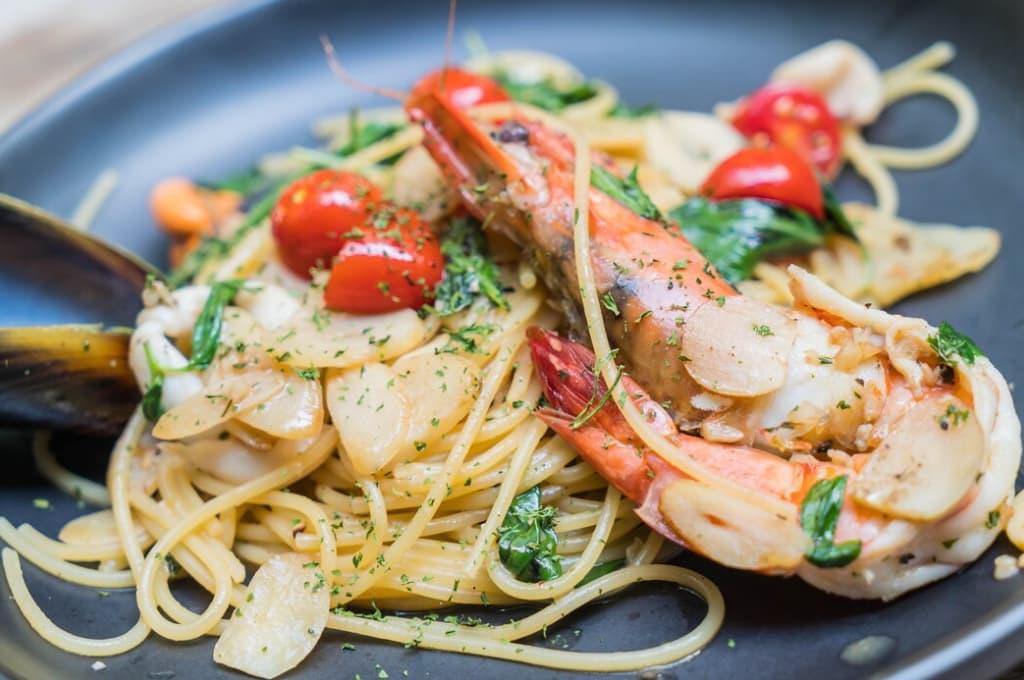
[2,1,1024,678]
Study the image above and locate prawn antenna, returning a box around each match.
[443,0,457,72]
[319,35,407,102]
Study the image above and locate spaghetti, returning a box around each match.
[0,40,997,678]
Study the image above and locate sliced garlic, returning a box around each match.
[213,552,329,679]
[326,363,410,475]
[660,478,808,572]
[682,296,795,397]
[851,394,983,521]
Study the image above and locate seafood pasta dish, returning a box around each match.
[3,36,1022,679]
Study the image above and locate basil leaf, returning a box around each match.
[497,486,562,582]
[493,73,598,112]
[141,343,166,422]
[821,184,857,240]
[185,280,246,371]
[430,217,508,316]
[337,119,405,163]
[608,102,658,119]
[668,197,827,285]
[800,476,861,568]
[590,165,662,222]
[928,321,982,367]
[576,558,626,588]
[196,167,268,196]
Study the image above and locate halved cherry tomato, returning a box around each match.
[271,169,382,278]
[323,206,444,314]
[410,67,510,110]
[700,146,824,219]
[731,83,842,179]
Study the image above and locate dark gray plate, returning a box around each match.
[1,0,1023,678]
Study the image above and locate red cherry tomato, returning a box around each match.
[700,146,824,219]
[731,83,843,179]
[323,207,444,314]
[271,169,383,278]
[410,67,510,110]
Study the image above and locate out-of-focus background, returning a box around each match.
[0,0,223,131]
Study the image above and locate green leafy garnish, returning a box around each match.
[986,510,1001,529]
[185,280,246,371]
[608,102,658,119]
[821,184,858,241]
[497,486,562,582]
[800,476,861,568]
[493,73,598,112]
[928,321,982,367]
[430,218,508,315]
[570,349,622,430]
[575,558,626,588]
[141,342,166,422]
[197,166,268,195]
[337,117,405,162]
[669,198,827,285]
[590,165,662,222]
[437,323,497,355]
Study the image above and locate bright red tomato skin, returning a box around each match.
[731,83,843,179]
[410,67,510,110]
[323,208,444,314]
[700,147,824,219]
[271,169,383,278]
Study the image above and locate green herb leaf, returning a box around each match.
[185,280,247,371]
[669,197,828,285]
[493,73,598,112]
[497,486,562,582]
[429,217,508,315]
[820,184,857,240]
[337,116,405,162]
[928,321,982,367]
[575,558,626,588]
[141,342,166,422]
[590,165,662,222]
[800,476,861,568]
[437,323,497,355]
[196,167,268,196]
[608,102,658,119]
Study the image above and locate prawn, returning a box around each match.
[405,90,1021,598]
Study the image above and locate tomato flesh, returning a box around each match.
[323,207,444,314]
[271,169,382,278]
[410,67,510,110]
[731,83,842,179]
[700,146,824,219]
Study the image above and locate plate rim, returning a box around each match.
[1,1,1023,678]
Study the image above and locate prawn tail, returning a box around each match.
[527,325,674,505]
